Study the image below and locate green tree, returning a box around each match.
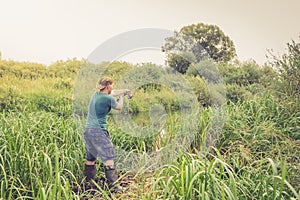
[163,23,236,73]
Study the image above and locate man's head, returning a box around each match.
[98,77,114,94]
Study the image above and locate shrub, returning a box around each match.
[187,59,222,84]
[226,84,252,103]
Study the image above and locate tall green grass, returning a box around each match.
[2,94,298,199]
[1,74,299,199]
[142,152,299,200]
[0,111,83,199]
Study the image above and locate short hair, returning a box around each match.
[98,77,113,90]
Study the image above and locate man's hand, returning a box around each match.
[115,96,123,110]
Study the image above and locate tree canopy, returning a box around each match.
[162,23,236,73]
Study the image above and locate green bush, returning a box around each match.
[226,84,252,103]
[186,76,210,106]
[187,59,222,84]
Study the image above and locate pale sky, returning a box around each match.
[0,0,299,66]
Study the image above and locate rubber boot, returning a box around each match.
[104,165,122,193]
[84,164,96,182]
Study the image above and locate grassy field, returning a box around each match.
[0,60,299,199]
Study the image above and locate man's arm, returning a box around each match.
[110,89,131,97]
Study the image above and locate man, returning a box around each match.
[84,77,130,192]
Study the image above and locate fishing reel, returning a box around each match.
[124,91,132,99]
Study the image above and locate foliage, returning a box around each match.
[162,22,236,74]
[0,111,83,199]
[0,58,84,80]
[219,60,263,86]
[217,94,300,193]
[149,152,299,200]
[103,61,133,81]
[226,84,253,103]
[1,56,299,199]
[259,65,278,88]
[185,76,210,107]
[269,37,300,96]
[187,59,222,84]
[180,23,236,62]
[47,58,85,78]
[166,52,194,74]
[0,60,47,79]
